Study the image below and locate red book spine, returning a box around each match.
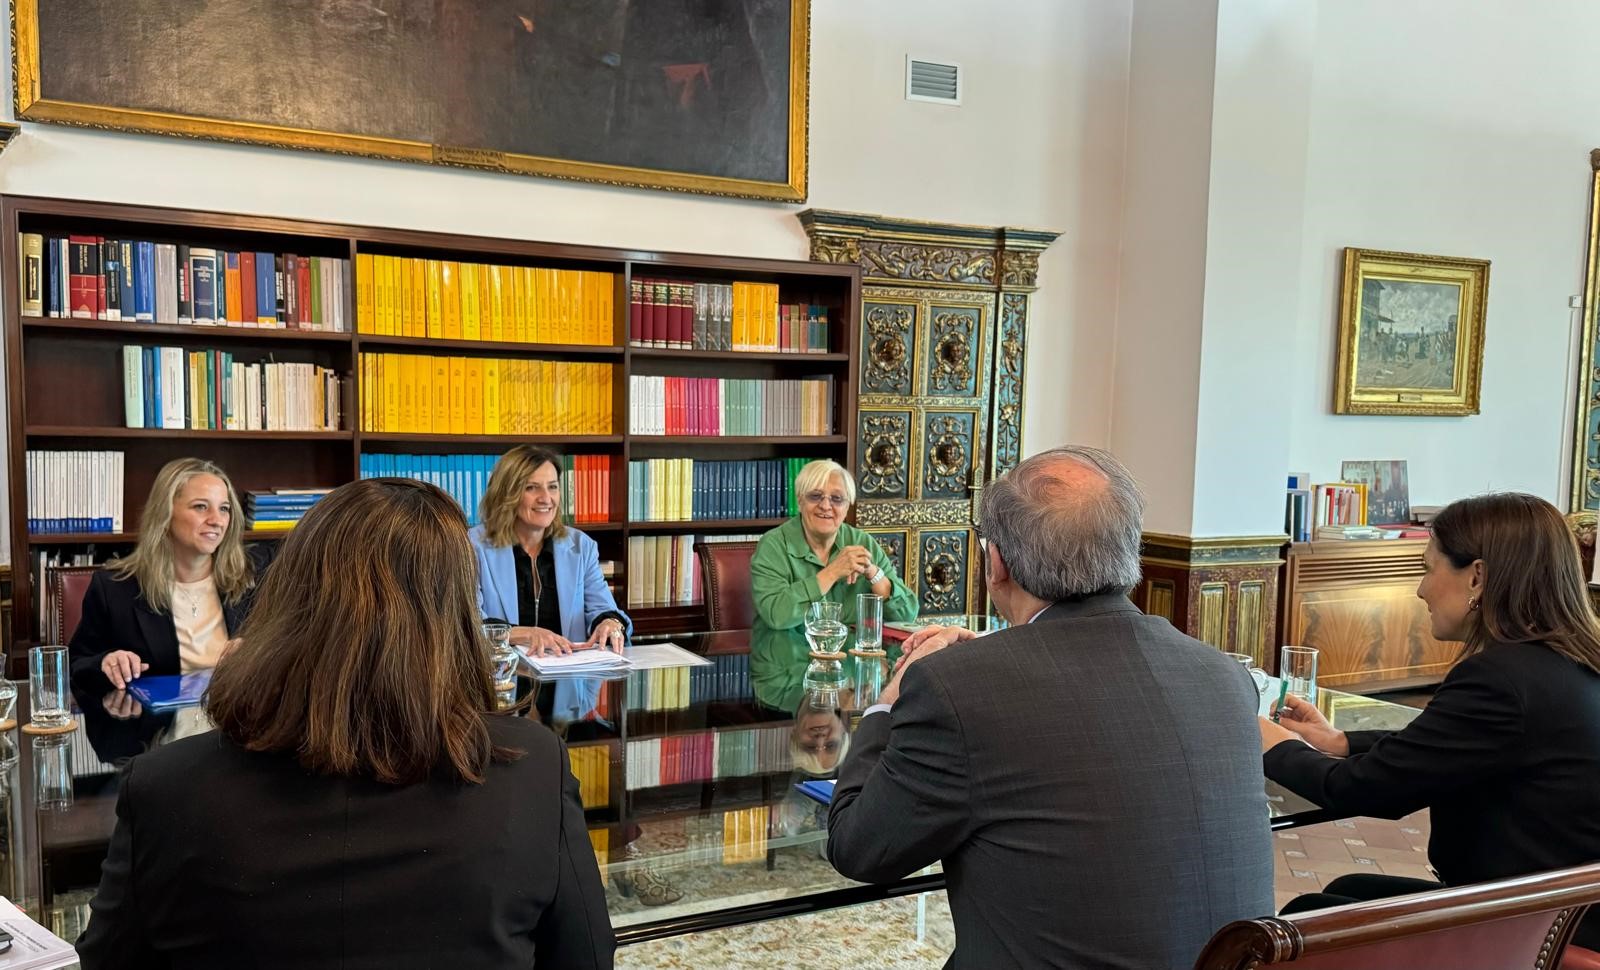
[650,280,668,349]
[628,277,644,347]
[68,235,98,319]
[297,257,312,329]
[671,282,689,349]
[240,251,257,324]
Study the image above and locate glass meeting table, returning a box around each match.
[0,623,1423,949]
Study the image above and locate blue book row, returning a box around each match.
[360,453,499,527]
[628,458,813,522]
[691,653,752,705]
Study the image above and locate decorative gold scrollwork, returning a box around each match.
[928,310,977,395]
[999,250,1042,288]
[859,412,910,499]
[858,241,996,286]
[919,531,969,613]
[863,303,915,394]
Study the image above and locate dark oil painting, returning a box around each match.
[29,0,801,195]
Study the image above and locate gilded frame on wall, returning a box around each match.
[1334,247,1489,416]
[12,0,810,202]
[1569,152,1600,512]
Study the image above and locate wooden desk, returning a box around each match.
[1278,538,1461,693]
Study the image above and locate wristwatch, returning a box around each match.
[867,566,884,585]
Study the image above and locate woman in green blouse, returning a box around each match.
[748,461,916,710]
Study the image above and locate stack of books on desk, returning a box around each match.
[246,489,331,532]
[1317,524,1400,541]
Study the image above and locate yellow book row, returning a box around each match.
[570,744,611,810]
[355,254,614,346]
[359,353,614,435]
[722,805,771,865]
[731,282,781,353]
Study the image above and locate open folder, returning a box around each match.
[126,669,213,712]
[795,779,836,805]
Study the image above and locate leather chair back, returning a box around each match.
[694,541,758,631]
[48,565,100,644]
[1193,862,1600,970]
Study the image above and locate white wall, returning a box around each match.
[1289,0,1597,508]
[0,0,1134,563]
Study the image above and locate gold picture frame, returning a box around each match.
[12,0,810,202]
[1334,247,1489,416]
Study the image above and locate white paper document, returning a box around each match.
[519,649,633,676]
[623,643,713,670]
[0,896,77,970]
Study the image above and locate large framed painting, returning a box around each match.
[13,0,809,201]
[1334,248,1489,416]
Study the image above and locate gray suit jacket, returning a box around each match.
[828,595,1274,970]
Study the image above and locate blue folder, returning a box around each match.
[126,670,213,712]
[795,779,836,805]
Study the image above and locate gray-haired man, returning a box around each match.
[827,446,1273,970]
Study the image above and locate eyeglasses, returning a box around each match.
[804,492,850,509]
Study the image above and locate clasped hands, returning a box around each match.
[875,624,979,708]
[1258,692,1349,756]
[821,545,876,586]
[511,619,626,658]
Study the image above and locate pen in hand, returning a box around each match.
[1272,679,1290,723]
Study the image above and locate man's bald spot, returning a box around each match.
[1014,455,1113,514]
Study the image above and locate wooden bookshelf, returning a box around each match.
[3,194,861,652]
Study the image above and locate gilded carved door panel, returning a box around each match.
[854,287,991,618]
[798,209,1059,621]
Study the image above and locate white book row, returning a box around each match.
[625,534,760,610]
[25,450,124,534]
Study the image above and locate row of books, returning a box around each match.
[25,451,124,534]
[354,255,613,346]
[20,233,351,330]
[721,806,774,865]
[628,458,816,522]
[359,354,614,435]
[627,278,831,354]
[625,534,761,610]
[245,489,331,532]
[623,725,792,790]
[627,376,835,437]
[357,453,614,526]
[623,654,755,712]
[569,744,611,810]
[121,346,344,432]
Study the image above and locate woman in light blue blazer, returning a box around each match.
[470,446,631,725]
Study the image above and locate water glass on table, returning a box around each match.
[1279,645,1319,706]
[853,593,884,655]
[804,601,848,657]
[28,645,71,730]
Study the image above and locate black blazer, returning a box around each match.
[67,546,272,694]
[1265,641,1600,947]
[828,596,1275,970]
[75,714,616,969]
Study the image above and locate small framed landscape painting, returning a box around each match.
[1334,248,1489,416]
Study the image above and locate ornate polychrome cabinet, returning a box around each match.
[798,210,1058,617]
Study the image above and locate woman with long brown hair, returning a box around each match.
[69,457,264,694]
[75,478,615,968]
[1262,492,1600,948]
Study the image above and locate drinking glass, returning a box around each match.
[0,679,17,726]
[1279,645,1319,705]
[804,601,847,657]
[854,594,884,654]
[482,622,518,697]
[33,735,72,811]
[28,646,70,729]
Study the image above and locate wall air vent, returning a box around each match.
[905,57,962,106]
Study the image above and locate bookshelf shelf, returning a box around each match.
[21,316,351,343]
[361,432,624,446]
[26,426,351,441]
[6,193,861,657]
[629,348,850,364]
[629,518,786,532]
[358,334,624,357]
[631,435,847,446]
[27,530,289,545]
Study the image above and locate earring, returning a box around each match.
[1468,596,1480,611]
